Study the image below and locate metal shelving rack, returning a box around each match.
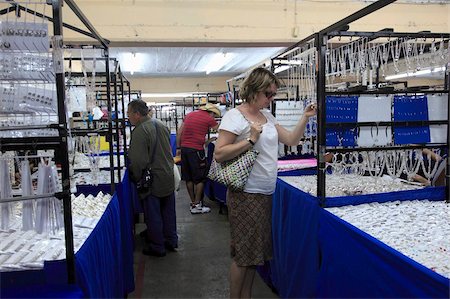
[0,0,111,283]
[270,0,449,205]
[64,54,130,192]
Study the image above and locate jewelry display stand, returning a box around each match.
[270,5,449,205]
[0,0,111,284]
[66,54,129,192]
[254,1,450,298]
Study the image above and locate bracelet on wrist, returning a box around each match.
[246,138,255,146]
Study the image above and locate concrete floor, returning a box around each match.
[129,182,279,299]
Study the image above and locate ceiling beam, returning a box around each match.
[64,41,294,48]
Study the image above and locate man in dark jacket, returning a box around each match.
[128,99,177,257]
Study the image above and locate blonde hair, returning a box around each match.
[239,67,280,104]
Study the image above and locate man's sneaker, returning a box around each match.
[190,203,211,214]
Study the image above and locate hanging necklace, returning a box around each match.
[421,150,440,181]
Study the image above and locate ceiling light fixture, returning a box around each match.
[385,66,446,80]
[122,52,144,75]
[274,65,290,74]
[130,53,137,75]
[205,52,235,75]
[273,60,303,74]
[141,92,206,98]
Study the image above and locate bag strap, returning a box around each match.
[236,108,259,146]
[236,107,252,125]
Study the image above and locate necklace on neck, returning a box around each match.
[240,104,264,122]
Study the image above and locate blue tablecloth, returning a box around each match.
[74,183,112,197]
[1,178,135,298]
[1,283,84,298]
[317,208,449,298]
[170,133,177,157]
[259,178,450,298]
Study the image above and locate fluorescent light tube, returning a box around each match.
[142,92,206,98]
[385,66,445,80]
[274,65,290,74]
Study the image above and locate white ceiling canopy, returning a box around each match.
[109,46,285,77]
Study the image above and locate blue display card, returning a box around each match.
[393,95,430,144]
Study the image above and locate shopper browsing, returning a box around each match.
[213,67,316,298]
[176,102,220,214]
[127,99,178,257]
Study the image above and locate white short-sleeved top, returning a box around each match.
[219,108,279,195]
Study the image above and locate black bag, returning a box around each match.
[136,119,158,194]
[136,168,153,193]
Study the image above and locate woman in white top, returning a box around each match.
[214,67,316,298]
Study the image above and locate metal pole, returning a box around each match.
[316,33,327,207]
[127,83,132,157]
[63,0,109,48]
[446,71,449,202]
[105,49,115,193]
[120,73,128,164]
[51,0,76,284]
[113,66,121,180]
[318,0,397,36]
[0,193,59,204]
[1,3,103,41]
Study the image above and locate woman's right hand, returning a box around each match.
[249,122,263,142]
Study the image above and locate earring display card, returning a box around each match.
[358,126,392,147]
[326,128,357,147]
[393,95,430,144]
[357,95,392,122]
[0,84,15,112]
[430,125,447,144]
[0,84,57,113]
[427,94,448,144]
[275,100,306,132]
[275,101,304,121]
[394,95,429,121]
[427,94,448,121]
[326,96,358,147]
[395,126,431,145]
[0,21,49,53]
[16,87,57,113]
[326,96,358,123]
[0,52,54,81]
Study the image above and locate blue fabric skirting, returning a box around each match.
[258,178,450,298]
[317,209,449,298]
[1,173,135,298]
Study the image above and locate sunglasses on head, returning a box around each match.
[264,91,277,98]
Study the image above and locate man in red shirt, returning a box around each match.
[176,103,220,214]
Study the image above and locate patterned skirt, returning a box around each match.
[227,190,272,267]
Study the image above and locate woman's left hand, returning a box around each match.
[304,103,317,118]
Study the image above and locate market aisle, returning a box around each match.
[128,181,278,298]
